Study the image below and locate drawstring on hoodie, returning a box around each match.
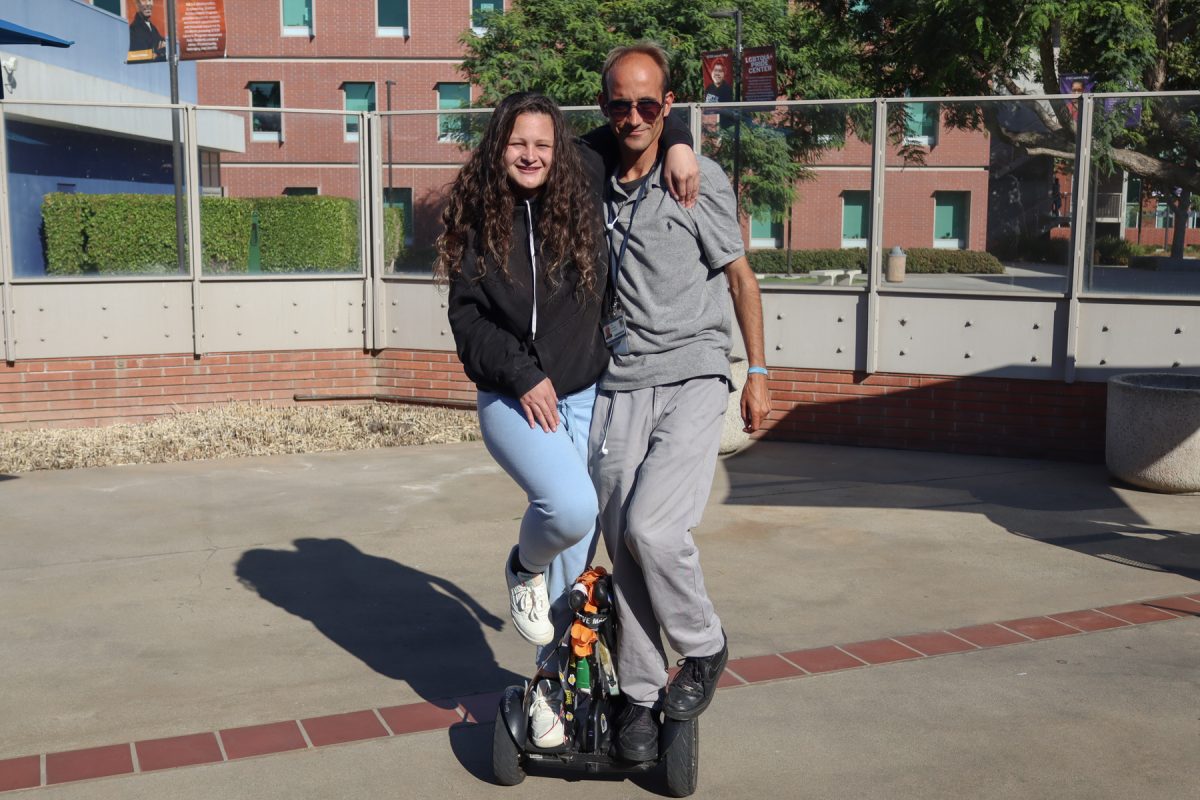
[525,199,537,339]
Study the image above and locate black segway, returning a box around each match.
[492,567,700,797]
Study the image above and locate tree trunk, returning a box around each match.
[1171,190,1191,259]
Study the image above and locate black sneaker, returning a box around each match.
[664,633,728,721]
[615,703,659,762]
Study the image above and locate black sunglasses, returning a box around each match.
[605,99,664,123]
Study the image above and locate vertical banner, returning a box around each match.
[177,0,227,60]
[127,0,226,64]
[741,45,778,102]
[701,49,734,103]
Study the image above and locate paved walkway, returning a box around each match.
[1,441,1197,798]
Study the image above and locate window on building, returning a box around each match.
[249,82,282,142]
[1155,202,1171,229]
[283,187,319,196]
[903,102,939,147]
[749,209,783,249]
[841,191,870,249]
[92,0,123,15]
[344,82,376,142]
[282,0,313,36]
[437,83,471,142]
[200,151,222,195]
[377,0,409,35]
[472,0,503,32]
[933,191,969,249]
[384,187,414,245]
[1125,202,1141,229]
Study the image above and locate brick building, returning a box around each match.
[194,0,493,252]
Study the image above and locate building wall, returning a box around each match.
[0,347,1107,462]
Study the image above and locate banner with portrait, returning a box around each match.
[701,49,734,104]
[127,0,226,64]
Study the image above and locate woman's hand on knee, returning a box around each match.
[520,378,560,432]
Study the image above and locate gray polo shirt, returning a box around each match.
[600,155,745,392]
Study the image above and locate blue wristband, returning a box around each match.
[747,366,768,376]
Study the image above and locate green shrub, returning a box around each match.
[747,247,1002,275]
[200,197,254,273]
[903,248,1004,274]
[747,248,867,274]
[41,193,89,275]
[382,206,405,269]
[253,196,359,273]
[83,194,181,274]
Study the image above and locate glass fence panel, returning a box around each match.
[1084,93,1200,296]
[5,103,188,278]
[195,108,363,275]
[880,98,1077,294]
[700,101,876,289]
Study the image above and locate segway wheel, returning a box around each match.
[660,717,699,797]
[492,708,526,786]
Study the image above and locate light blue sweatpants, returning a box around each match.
[478,384,600,667]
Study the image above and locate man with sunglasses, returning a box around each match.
[588,42,771,763]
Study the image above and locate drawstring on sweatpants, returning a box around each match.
[599,392,617,456]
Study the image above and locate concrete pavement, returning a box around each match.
[0,440,1196,797]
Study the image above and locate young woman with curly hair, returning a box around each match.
[438,91,696,748]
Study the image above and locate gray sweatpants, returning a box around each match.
[589,377,727,707]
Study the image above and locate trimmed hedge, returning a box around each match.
[747,247,1003,275]
[41,193,404,274]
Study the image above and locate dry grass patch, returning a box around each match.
[0,401,480,473]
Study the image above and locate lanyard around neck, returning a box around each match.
[605,172,651,296]
[525,199,537,339]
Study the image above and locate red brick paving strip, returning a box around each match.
[780,646,865,673]
[219,721,307,760]
[950,622,1031,647]
[1097,603,1181,624]
[894,631,978,656]
[300,710,388,747]
[3,595,1194,794]
[999,616,1081,640]
[378,702,463,735]
[135,733,223,772]
[0,757,40,792]
[727,654,806,683]
[840,638,924,664]
[45,744,133,785]
[1048,609,1131,632]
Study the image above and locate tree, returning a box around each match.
[460,0,870,217]
[846,0,1200,255]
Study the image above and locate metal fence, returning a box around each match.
[1,92,1198,380]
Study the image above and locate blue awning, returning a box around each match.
[0,19,74,48]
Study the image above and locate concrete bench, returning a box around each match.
[840,270,864,285]
[809,269,844,285]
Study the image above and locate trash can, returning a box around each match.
[886,245,906,282]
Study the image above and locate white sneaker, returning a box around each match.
[529,678,565,748]
[504,547,554,646]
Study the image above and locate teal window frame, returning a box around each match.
[841,190,870,248]
[472,0,503,31]
[437,83,471,143]
[92,0,123,15]
[749,209,783,249]
[343,82,376,141]
[282,0,313,35]
[249,81,282,141]
[933,191,969,249]
[903,102,938,146]
[377,0,409,33]
[384,188,414,245]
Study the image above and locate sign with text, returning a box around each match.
[127,0,226,64]
[741,45,777,103]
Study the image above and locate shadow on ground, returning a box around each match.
[235,538,523,709]
[724,442,1199,581]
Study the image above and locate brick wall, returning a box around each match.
[1,348,1108,461]
[760,369,1107,461]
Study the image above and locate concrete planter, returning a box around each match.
[1106,373,1200,493]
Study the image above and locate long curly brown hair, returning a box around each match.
[435,92,599,296]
